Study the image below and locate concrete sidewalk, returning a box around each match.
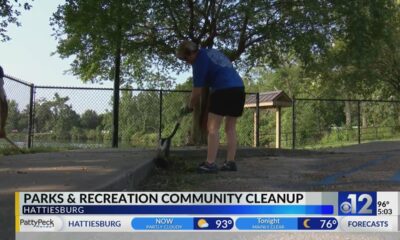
[0,147,306,239]
[0,149,156,240]
[2,142,400,239]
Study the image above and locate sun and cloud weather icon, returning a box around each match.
[197,219,209,228]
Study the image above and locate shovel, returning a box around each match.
[153,107,192,168]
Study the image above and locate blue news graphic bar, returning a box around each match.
[131,217,235,230]
[132,218,193,230]
[22,205,334,215]
[236,217,338,230]
[298,217,338,230]
[236,217,298,230]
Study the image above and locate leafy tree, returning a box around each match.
[99,111,112,140]
[51,0,157,146]
[51,1,400,147]
[144,1,395,73]
[18,105,30,131]
[0,0,33,41]
[80,109,100,129]
[52,1,396,81]
[6,100,20,132]
[369,4,400,95]
[119,90,137,142]
[34,93,80,139]
[70,126,85,140]
[314,1,398,90]
[51,0,155,85]
[54,107,80,138]
[119,89,160,144]
[299,1,400,126]
[34,99,53,132]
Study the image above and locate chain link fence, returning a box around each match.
[293,98,400,149]
[258,107,292,148]
[235,94,256,147]
[1,75,33,149]
[32,86,114,148]
[3,75,400,150]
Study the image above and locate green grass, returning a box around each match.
[295,127,400,150]
[301,140,359,150]
[0,146,76,156]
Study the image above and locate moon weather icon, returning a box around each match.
[303,219,311,229]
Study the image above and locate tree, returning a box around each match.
[369,3,400,95]
[141,1,352,143]
[52,1,396,80]
[34,99,53,133]
[6,100,20,132]
[18,104,30,131]
[51,0,156,147]
[119,89,159,144]
[80,109,100,129]
[146,1,385,71]
[34,93,80,139]
[0,0,33,41]
[52,1,399,146]
[50,94,80,138]
[300,1,400,126]
[51,0,155,83]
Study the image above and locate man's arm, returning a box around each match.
[189,87,203,109]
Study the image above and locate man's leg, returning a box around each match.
[225,116,238,161]
[206,112,223,164]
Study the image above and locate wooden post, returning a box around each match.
[253,111,257,147]
[276,107,281,149]
[292,97,296,149]
[255,93,260,147]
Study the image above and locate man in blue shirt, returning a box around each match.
[176,41,245,173]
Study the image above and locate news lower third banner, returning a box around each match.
[15,192,399,233]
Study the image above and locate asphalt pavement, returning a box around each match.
[1,142,400,239]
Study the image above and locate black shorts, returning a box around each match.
[209,87,245,117]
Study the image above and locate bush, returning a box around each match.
[131,132,158,147]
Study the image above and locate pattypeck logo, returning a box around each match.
[20,219,55,228]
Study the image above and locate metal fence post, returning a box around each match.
[27,84,35,148]
[112,88,120,148]
[112,46,121,148]
[292,96,296,149]
[357,100,361,144]
[159,90,163,140]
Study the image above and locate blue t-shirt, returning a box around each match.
[192,48,244,90]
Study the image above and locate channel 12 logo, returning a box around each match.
[338,192,377,216]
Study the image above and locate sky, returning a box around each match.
[0,0,188,88]
[0,1,189,113]
[0,0,94,87]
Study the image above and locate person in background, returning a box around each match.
[176,41,245,173]
[0,66,8,138]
